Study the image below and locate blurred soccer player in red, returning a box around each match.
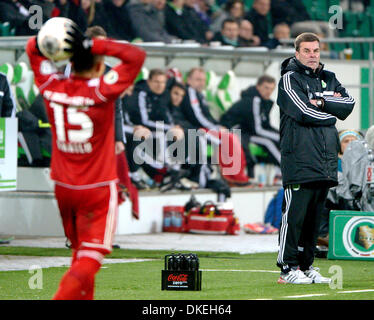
[26,22,145,300]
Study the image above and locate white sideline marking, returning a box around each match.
[283,289,374,299]
[338,289,374,294]
[0,255,154,271]
[201,269,279,273]
[283,293,328,298]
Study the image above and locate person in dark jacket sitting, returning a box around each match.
[165,0,209,43]
[211,18,240,47]
[167,79,231,200]
[263,23,291,50]
[275,33,355,285]
[128,0,177,43]
[220,75,280,180]
[102,0,134,41]
[238,19,261,47]
[125,69,192,191]
[180,67,250,186]
[244,0,270,45]
[0,0,37,35]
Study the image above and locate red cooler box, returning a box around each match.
[184,201,240,235]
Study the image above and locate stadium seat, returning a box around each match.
[12,62,29,85]
[358,13,371,37]
[328,0,340,6]
[0,63,14,84]
[0,62,40,112]
[249,143,268,160]
[135,67,149,83]
[213,70,236,119]
[13,62,38,111]
[204,70,219,119]
[0,22,15,36]
[342,11,358,37]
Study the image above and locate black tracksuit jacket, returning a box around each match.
[220,86,279,141]
[277,56,355,187]
[180,85,219,131]
[125,80,173,131]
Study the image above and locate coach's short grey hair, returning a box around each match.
[294,32,320,51]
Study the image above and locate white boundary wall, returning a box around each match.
[0,168,278,237]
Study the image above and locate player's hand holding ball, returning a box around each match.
[64,24,93,58]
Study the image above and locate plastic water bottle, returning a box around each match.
[258,163,266,187]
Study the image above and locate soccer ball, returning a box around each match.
[37,17,75,62]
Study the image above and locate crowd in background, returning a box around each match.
[18,59,282,195]
[0,0,350,50]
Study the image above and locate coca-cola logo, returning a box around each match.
[168,274,188,282]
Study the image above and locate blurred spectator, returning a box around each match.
[80,0,95,26]
[314,32,338,59]
[244,0,271,45]
[270,0,309,28]
[0,0,37,35]
[154,0,167,27]
[124,69,193,191]
[184,0,213,42]
[168,80,192,129]
[211,18,240,47]
[193,0,214,28]
[338,129,374,212]
[238,19,261,47]
[181,67,250,186]
[281,0,335,39]
[128,0,176,43]
[55,0,88,31]
[220,75,281,181]
[121,85,155,190]
[165,0,209,43]
[32,0,56,22]
[17,94,52,167]
[263,22,290,49]
[165,79,207,190]
[317,129,363,246]
[102,0,134,41]
[210,0,245,34]
[79,0,109,29]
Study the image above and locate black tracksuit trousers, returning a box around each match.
[276,183,329,272]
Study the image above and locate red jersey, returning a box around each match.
[26,37,145,188]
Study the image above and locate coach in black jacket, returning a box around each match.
[276,33,354,284]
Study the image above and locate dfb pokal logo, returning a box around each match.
[342,217,374,257]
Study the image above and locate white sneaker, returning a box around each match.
[303,266,331,284]
[277,268,313,284]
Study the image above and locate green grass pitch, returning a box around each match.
[0,246,373,300]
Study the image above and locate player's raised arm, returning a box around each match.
[26,36,59,90]
[66,25,146,103]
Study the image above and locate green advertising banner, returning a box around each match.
[328,211,374,261]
